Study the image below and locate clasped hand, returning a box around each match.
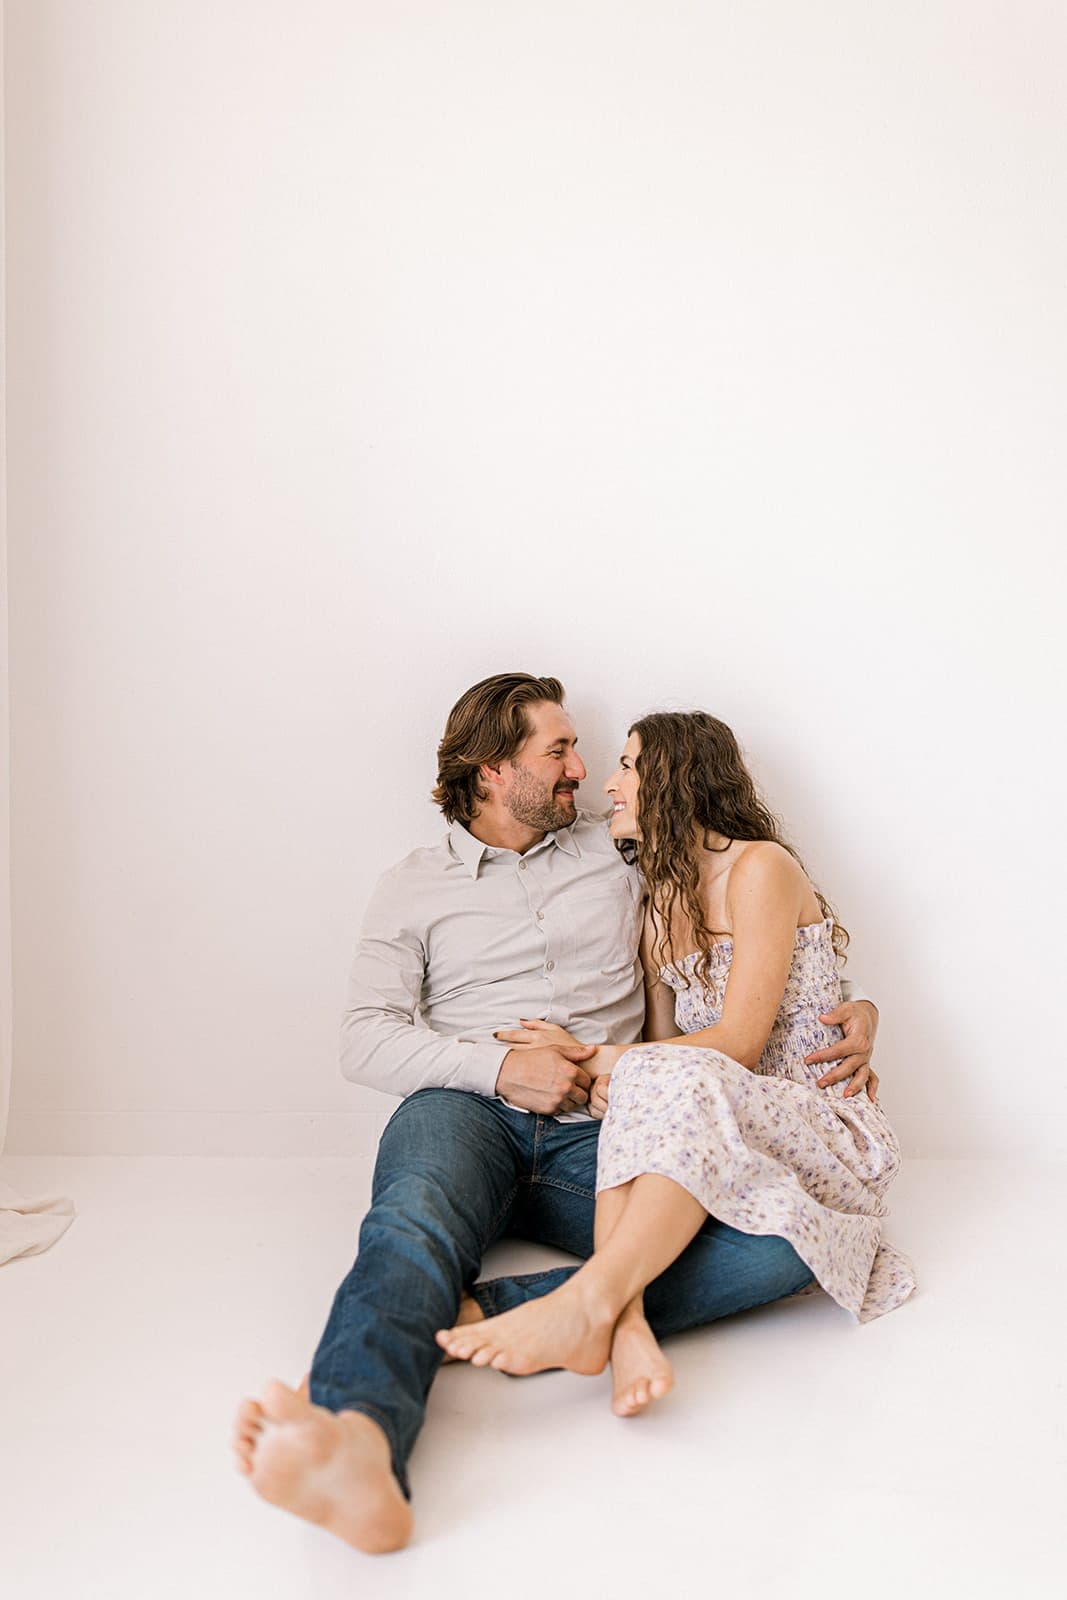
[493,1018,616,1117]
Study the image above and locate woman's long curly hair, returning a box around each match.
[626,711,848,989]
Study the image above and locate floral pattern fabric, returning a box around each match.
[596,920,915,1322]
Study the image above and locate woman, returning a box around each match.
[436,712,914,1410]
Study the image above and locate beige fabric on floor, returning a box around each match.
[0,1180,75,1265]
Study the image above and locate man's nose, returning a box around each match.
[566,752,587,781]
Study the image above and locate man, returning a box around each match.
[233,673,879,1554]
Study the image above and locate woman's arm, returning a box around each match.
[618,843,808,1071]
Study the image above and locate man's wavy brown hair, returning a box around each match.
[432,673,566,825]
[628,711,848,988]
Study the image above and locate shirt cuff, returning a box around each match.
[839,978,876,1011]
[459,1039,512,1097]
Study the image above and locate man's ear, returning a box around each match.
[480,760,507,791]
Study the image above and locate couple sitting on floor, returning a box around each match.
[232,671,914,1555]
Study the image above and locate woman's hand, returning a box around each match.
[589,1073,612,1120]
[494,1018,585,1051]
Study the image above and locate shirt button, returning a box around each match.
[519,862,527,871]
[537,910,545,920]
[546,960,556,972]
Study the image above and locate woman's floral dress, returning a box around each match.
[596,920,915,1322]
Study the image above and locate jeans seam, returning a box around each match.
[483,1181,520,1245]
[472,1267,570,1319]
[465,1183,521,1316]
[502,1268,566,1285]
[528,1175,595,1201]
[530,1116,545,1180]
[471,1281,499,1317]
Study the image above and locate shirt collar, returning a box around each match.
[448,818,582,878]
[448,823,490,878]
[548,822,581,858]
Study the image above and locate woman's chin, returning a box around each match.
[608,815,639,842]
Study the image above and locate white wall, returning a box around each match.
[4,1,1065,1158]
[0,7,10,1148]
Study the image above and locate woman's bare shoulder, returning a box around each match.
[727,840,811,901]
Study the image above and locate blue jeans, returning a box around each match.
[309,1088,813,1494]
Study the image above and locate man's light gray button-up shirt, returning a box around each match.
[341,812,645,1110]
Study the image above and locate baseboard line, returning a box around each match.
[3,1109,398,1157]
[4,1108,1066,1160]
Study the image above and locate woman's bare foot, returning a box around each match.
[233,1379,413,1555]
[439,1293,484,1365]
[609,1307,674,1417]
[435,1277,617,1377]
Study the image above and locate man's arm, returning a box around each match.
[341,876,595,1111]
[340,877,509,1098]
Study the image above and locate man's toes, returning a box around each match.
[470,1345,496,1367]
[650,1374,672,1399]
[235,1398,263,1432]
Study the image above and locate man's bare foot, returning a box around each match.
[232,1394,266,1476]
[609,1307,674,1417]
[440,1293,484,1365]
[435,1277,617,1377]
[233,1379,413,1555]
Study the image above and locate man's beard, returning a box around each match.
[505,764,578,832]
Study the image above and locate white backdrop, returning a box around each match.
[4,1,1065,1158]
[1,11,11,1151]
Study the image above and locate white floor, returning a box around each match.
[1,1155,1063,1600]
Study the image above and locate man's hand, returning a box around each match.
[589,1073,612,1120]
[495,1043,597,1115]
[804,1000,880,1101]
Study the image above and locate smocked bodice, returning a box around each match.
[659,918,845,1088]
